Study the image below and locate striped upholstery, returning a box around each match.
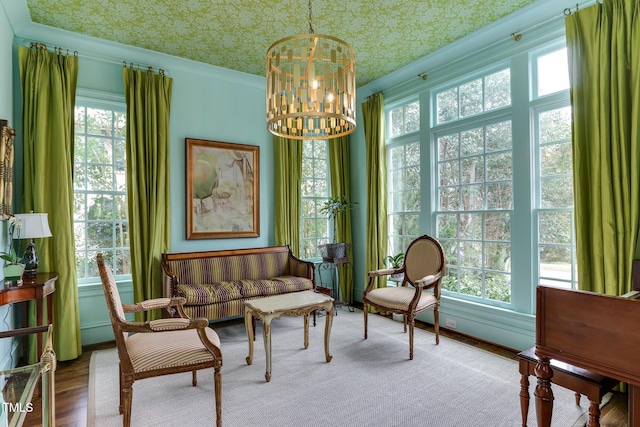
[366,286,437,311]
[127,327,220,373]
[163,248,314,321]
[183,299,246,320]
[166,252,290,284]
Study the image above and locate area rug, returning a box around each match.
[88,308,588,427]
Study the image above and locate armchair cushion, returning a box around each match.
[366,286,437,312]
[127,328,220,373]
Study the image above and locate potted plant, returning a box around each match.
[384,252,405,281]
[1,216,24,284]
[318,196,355,261]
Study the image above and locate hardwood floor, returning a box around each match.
[22,316,628,426]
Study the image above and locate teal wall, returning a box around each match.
[0,3,16,369]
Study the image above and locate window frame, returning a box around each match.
[386,98,421,256]
[300,139,331,260]
[74,93,130,285]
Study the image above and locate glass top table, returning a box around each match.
[0,324,56,427]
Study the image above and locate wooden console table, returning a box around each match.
[0,272,57,357]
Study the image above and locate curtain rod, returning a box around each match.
[29,41,77,57]
[24,39,171,75]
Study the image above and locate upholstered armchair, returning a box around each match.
[96,254,223,427]
[363,234,445,360]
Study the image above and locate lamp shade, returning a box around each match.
[13,213,53,240]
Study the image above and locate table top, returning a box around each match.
[0,272,58,306]
[244,290,334,314]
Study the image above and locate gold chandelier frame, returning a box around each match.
[266,25,356,139]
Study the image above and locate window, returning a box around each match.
[300,140,330,259]
[387,101,420,255]
[532,47,577,289]
[73,101,129,281]
[384,35,577,310]
[436,130,513,305]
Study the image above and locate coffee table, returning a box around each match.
[244,290,334,382]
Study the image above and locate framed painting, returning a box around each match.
[186,138,259,239]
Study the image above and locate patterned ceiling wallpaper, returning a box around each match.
[26,0,536,86]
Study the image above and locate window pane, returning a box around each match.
[461,128,483,156]
[539,107,571,144]
[460,79,482,117]
[537,48,569,96]
[541,176,573,208]
[484,69,511,110]
[437,88,458,124]
[486,152,512,182]
[539,212,572,244]
[486,121,511,152]
[438,134,459,160]
[437,214,458,239]
[486,272,511,302]
[439,161,459,186]
[540,143,572,175]
[390,107,404,137]
[404,102,420,134]
[485,213,510,241]
[460,213,482,240]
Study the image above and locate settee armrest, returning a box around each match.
[161,259,179,298]
[287,246,316,284]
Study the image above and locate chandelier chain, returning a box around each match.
[308,0,314,34]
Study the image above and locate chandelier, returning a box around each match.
[266,0,356,140]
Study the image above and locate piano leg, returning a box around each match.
[631,384,640,427]
[519,373,530,427]
[534,355,554,427]
[587,399,600,427]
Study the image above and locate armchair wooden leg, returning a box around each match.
[192,370,197,386]
[214,366,222,427]
[363,303,368,339]
[409,316,415,360]
[122,385,133,427]
[434,309,440,345]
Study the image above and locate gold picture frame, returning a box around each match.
[0,119,15,220]
[186,138,259,239]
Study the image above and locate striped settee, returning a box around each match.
[161,246,315,321]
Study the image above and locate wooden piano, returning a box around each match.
[534,266,640,427]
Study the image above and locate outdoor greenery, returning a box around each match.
[300,139,329,259]
[73,105,129,279]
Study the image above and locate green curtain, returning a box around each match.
[123,67,172,321]
[328,135,354,303]
[18,45,81,361]
[273,136,303,256]
[362,94,388,296]
[566,0,640,296]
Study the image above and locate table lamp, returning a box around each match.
[13,212,52,278]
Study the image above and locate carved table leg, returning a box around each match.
[244,310,254,365]
[304,313,309,349]
[263,316,273,382]
[324,303,333,363]
[534,355,554,427]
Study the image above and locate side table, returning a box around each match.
[0,272,58,358]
